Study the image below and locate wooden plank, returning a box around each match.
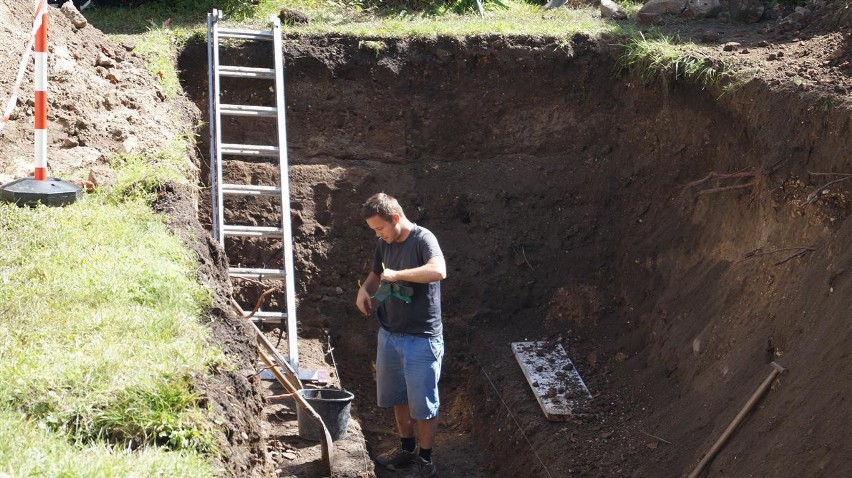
[258,347,334,472]
[511,341,593,421]
[233,299,333,473]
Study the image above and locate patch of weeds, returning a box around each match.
[616,31,735,89]
[122,23,186,99]
[0,406,217,477]
[359,39,388,55]
[73,375,217,454]
[104,136,195,203]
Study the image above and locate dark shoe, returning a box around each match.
[374,447,417,470]
[404,457,437,478]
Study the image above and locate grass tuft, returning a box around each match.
[104,135,196,204]
[616,31,735,88]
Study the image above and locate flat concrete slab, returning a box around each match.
[512,341,593,421]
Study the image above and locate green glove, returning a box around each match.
[373,281,413,304]
[373,281,392,303]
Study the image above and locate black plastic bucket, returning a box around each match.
[296,388,354,442]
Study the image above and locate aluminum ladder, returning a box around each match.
[206,9,301,372]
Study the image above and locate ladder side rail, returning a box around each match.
[211,10,227,246]
[271,15,300,372]
[206,12,219,242]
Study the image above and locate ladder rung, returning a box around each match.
[221,184,282,196]
[253,317,285,325]
[219,66,276,79]
[230,267,287,279]
[223,225,283,237]
[220,143,280,157]
[218,28,274,41]
[220,104,278,117]
[248,311,287,325]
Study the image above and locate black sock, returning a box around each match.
[419,447,432,462]
[401,437,416,453]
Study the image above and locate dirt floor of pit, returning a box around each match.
[1,0,851,477]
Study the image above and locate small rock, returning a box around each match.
[600,0,627,19]
[739,48,750,54]
[279,7,309,25]
[62,137,79,148]
[767,52,778,60]
[723,41,741,51]
[96,53,114,68]
[757,40,770,47]
[60,2,88,29]
[122,135,139,153]
[282,451,298,460]
[102,93,120,110]
[638,0,686,15]
[106,71,122,84]
[54,58,75,74]
[686,0,722,18]
[700,31,720,43]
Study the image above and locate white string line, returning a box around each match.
[473,354,555,478]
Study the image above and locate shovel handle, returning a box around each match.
[687,362,786,478]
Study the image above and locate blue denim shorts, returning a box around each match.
[376,327,444,420]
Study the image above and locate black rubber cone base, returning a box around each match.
[0,177,82,207]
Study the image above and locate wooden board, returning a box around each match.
[512,341,593,421]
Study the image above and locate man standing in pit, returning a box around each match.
[355,192,446,478]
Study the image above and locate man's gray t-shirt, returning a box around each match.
[372,225,443,337]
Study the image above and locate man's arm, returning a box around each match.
[381,256,447,284]
[355,271,381,316]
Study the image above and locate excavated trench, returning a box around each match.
[178,35,852,477]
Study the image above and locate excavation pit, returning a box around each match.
[179,32,852,478]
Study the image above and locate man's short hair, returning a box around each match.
[363,193,404,222]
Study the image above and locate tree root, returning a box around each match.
[736,246,816,266]
[683,170,761,197]
[801,172,852,207]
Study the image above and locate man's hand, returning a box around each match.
[380,268,400,282]
[356,287,373,316]
[356,272,380,316]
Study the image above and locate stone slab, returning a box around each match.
[512,341,593,421]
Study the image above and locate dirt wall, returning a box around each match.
[180,36,851,477]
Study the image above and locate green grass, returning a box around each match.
[85,0,626,40]
[0,183,222,475]
[0,406,214,478]
[104,135,197,204]
[282,4,614,38]
[616,31,734,88]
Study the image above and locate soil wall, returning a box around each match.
[179,36,851,477]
